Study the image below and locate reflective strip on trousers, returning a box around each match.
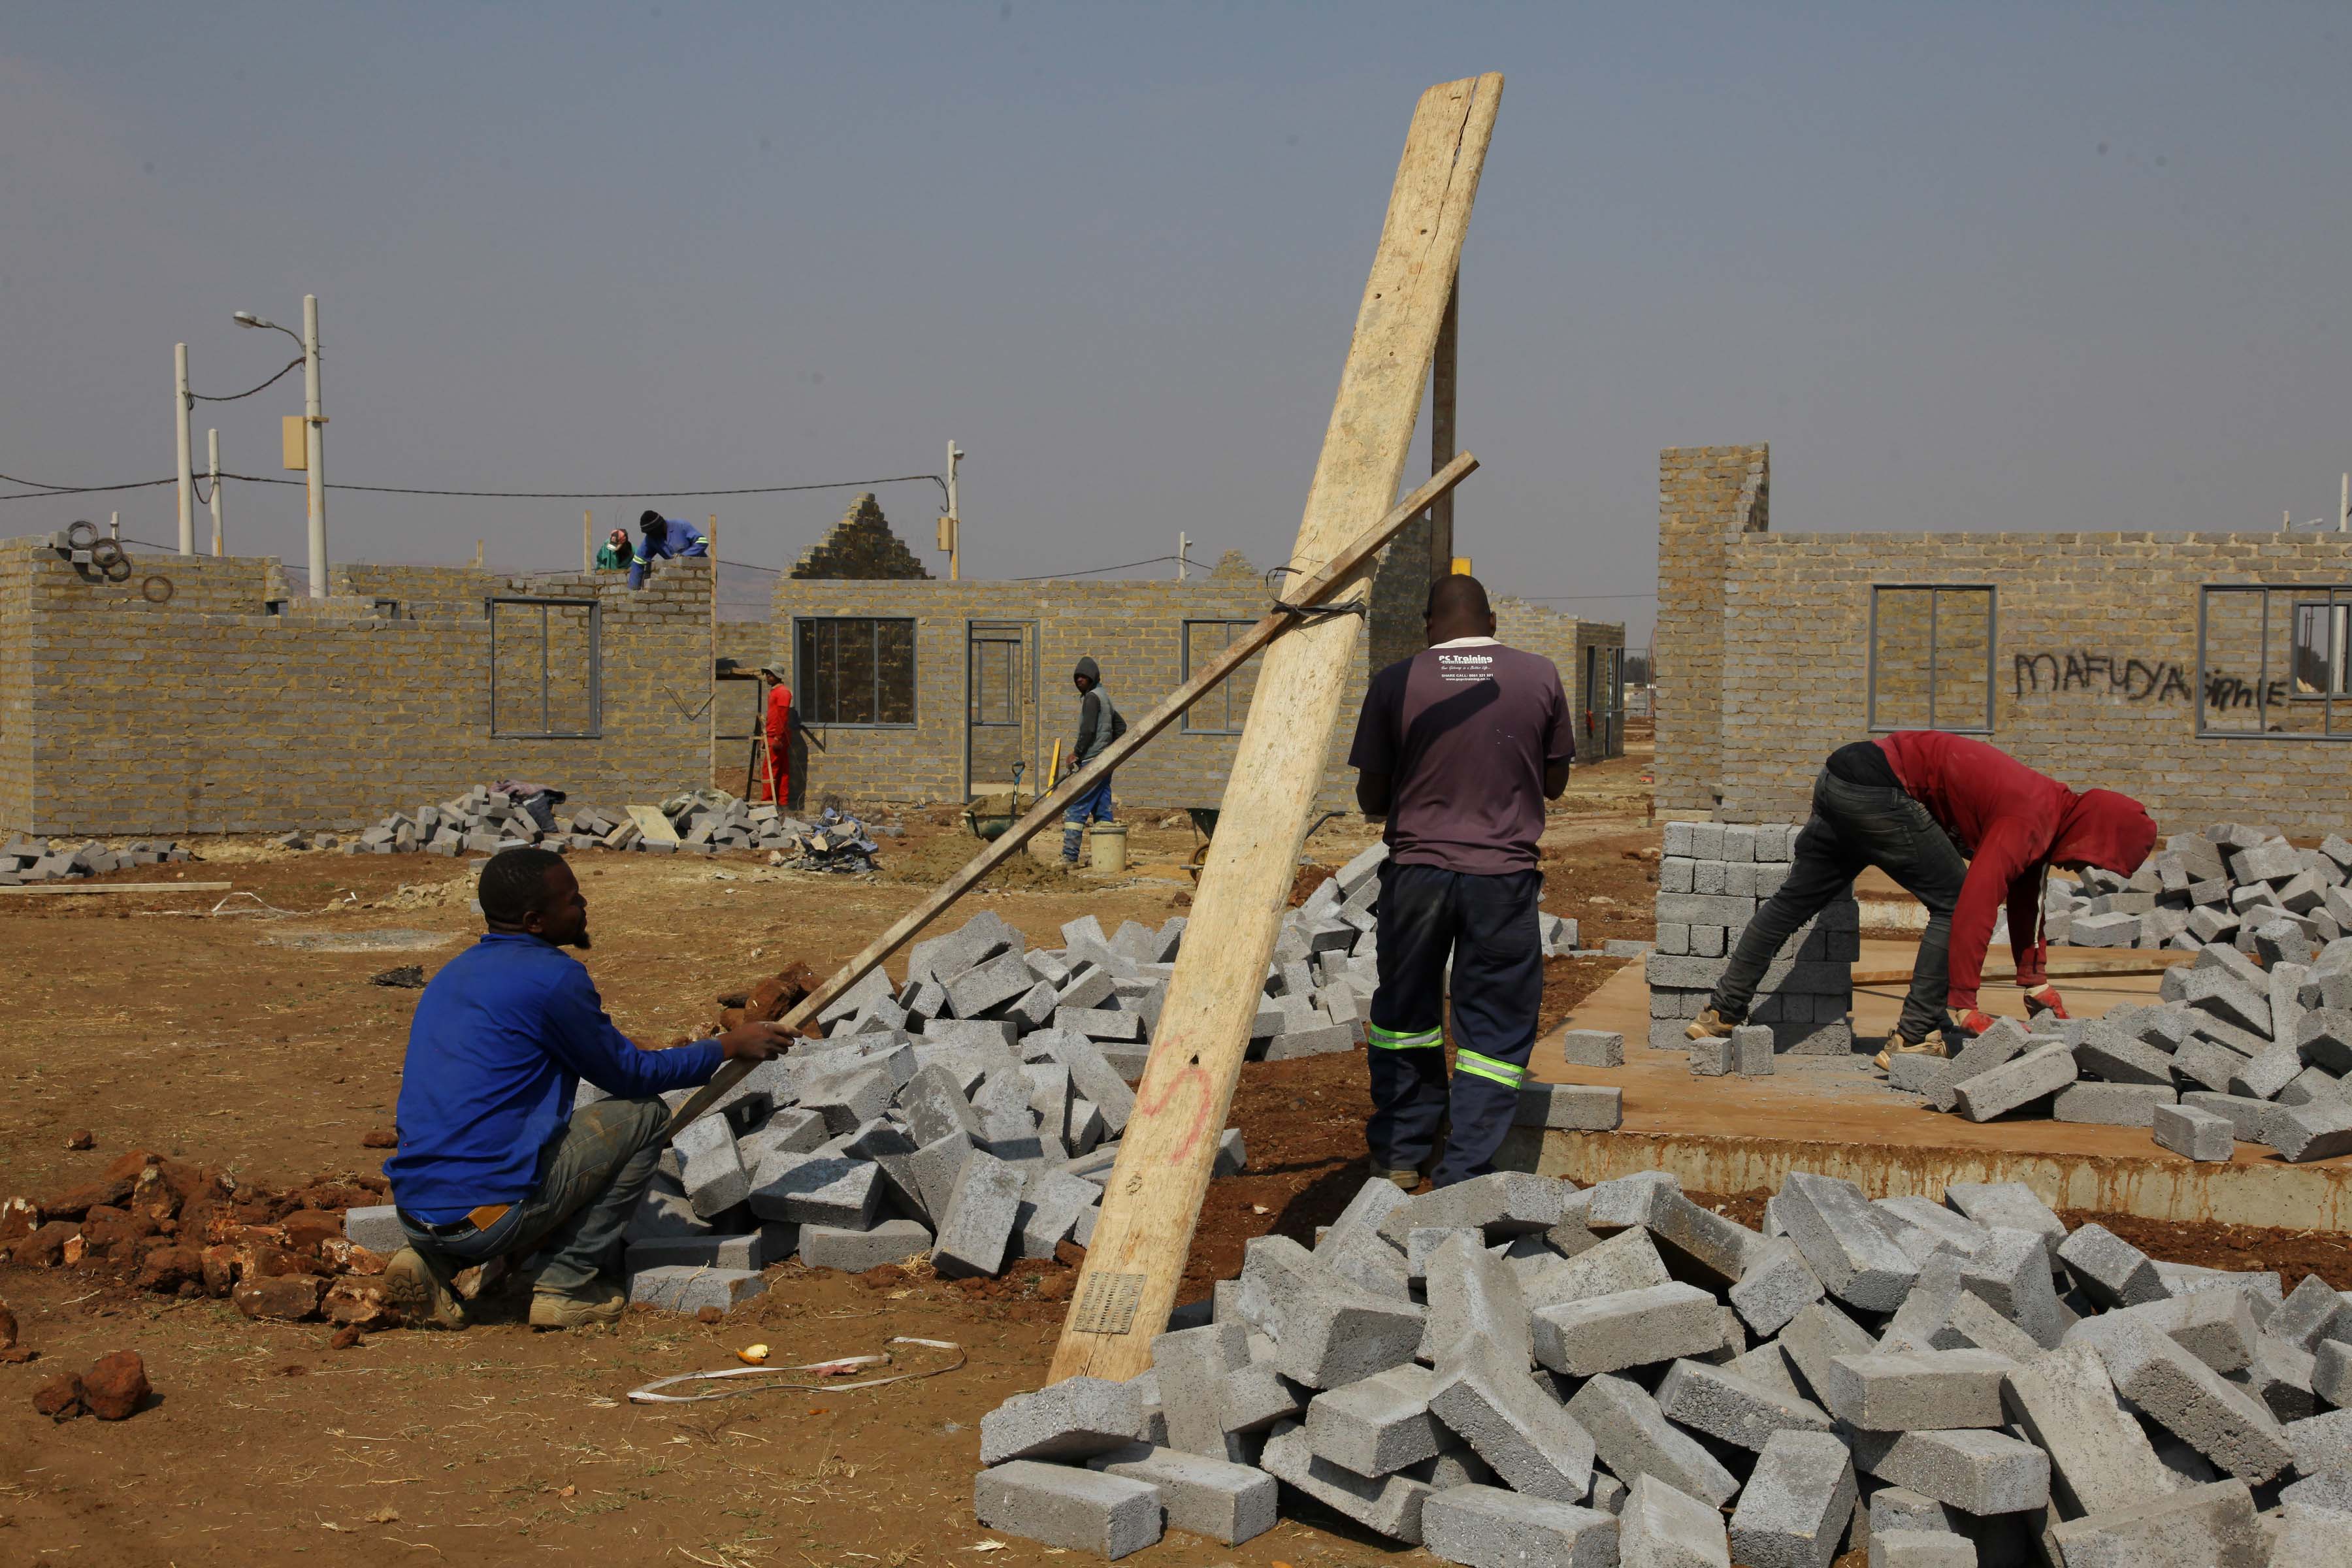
[1367,1024,1443,1051]
[1453,1049,1524,1087]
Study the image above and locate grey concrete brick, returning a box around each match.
[1688,1035,1732,1076]
[1377,1171,1571,1247]
[1848,1428,2051,1515]
[972,1460,1162,1559]
[1015,1168,1099,1260]
[2268,1098,2352,1161]
[1940,1182,2065,1261]
[1865,1486,1959,1539]
[2044,1478,2262,1568]
[344,1203,405,1254]
[674,1113,753,1218]
[1533,1282,1725,1377]
[1088,1443,1276,1546]
[1258,1420,1430,1543]
[1656,1358,1833,1453]
[1727,1429,1855,1568]
[1733,1024,1776,1075]
[2289,1409,2352,1476]
[1426,1345,1597,1503]
[2057,1220,2168,1309]
[931,1148,1026,1278]
[2153,1102,2236,1161]
[980,1376,1154,1464]
[1422,1231,1533,1373]
[1304,1364,1441,1477]
[1776,1299,1877,1409]
[2313,1339,2350,1408]
[798,1217,932,1273]
[1952,1040,2076,1121]
[1055,1005,1141,1041]
[1214,1360,1304,1434]
[2270,1271,2351,1354]
[1564,1373,1739,1508]
[1617,1473,1729,1568]
[1867,1529,1974,1567]
[1151,1320,1254,1462]
[2091,1321,2293,1484]
[1560,1028,1625,1067]
[2053,1081,2176,1126]
[1729,1239,1827,1338]
[1776,1171,1919,1313]
[624,1232,764,1273]
[627,1265,768,1315]
[1957,1228,2066,1349]
[1818,1349,2016,1431]
[2070,1286,2262,1374]
[1513,1082,1624,1130]
[745,1151,882,1228]
[1421,1483,1620,1568]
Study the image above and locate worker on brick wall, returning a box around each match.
[1061,655,1125,864]
[380,848,790,1330]
[594,527,632,572]
[627,510,708,589]
[1347,574,1575,1190]
[756,664,792,807]
[1684,734,2157,1071]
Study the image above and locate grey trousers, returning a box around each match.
[397,1096,669,1295]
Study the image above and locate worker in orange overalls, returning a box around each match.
[756,666,792,806]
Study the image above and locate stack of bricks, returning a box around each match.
[1648,822,1859,1055]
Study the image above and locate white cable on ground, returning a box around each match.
[627,1336,964,1404]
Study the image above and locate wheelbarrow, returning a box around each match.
[962,763,1026,841]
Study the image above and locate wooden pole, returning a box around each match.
[1430,275,1458,577]
[1049,74,1502,1384]
[583,509,594,572]
[660,454,1481,1143]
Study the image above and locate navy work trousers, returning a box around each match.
[1365,862,1544,1188]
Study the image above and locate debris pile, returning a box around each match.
[971,1166,2352,1560]
[2,1149,404,1328]
[282,782,887,869]
[0,838,192,885]
[2035,825,2352,953]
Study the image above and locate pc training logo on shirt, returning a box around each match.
[1436,650,1495,684]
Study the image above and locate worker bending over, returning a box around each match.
[1684,732,2155,1068]
[757,664,793,806]
[627,510,708,589]
[1061,656,1124,864]
[1347,574,1574,1190]
[381,848,788,1329]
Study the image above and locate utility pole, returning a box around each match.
[1177,532,1188,581]
[207,429,224,555]
[174,343,195,555]
[301,295,327,598]
[583,509,594,572]
[2340,473,2347,533]
[941,440,965,581]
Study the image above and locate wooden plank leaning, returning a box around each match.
[661,449,1480,1143]
[1050,73,1503,1382]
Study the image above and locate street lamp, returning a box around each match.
[237,298,329,597]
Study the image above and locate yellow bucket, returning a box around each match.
[1088,822,1129,874]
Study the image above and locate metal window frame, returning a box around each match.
[791,615,919,729]
[488,595,602,739]
[1179,619,1257,734]
[2196,583,2352,740]
[1867,583,1997,735]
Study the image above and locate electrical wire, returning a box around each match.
[3,469,948,505]
[189,357,306,402]
[1013,552,1198,581]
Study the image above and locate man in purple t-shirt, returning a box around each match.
[1346,574,1575,1189]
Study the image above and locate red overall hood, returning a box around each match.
[2050,788,2158,876]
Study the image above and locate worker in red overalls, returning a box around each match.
[756,666,792,807]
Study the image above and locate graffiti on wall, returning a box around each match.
[2012,652,2285,710]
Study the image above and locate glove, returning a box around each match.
[1946,1005,1998,1037]
[2024,984,2069,1021]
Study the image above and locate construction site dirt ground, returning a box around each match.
[3,736,2346,1567]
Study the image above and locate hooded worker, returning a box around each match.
[593,527,632,572]
[1061,656,1124,864]
[627,510,707,589]
[1683,732,2158,1070]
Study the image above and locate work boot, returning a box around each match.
[1366,1157,1420,1192]
[1872,1032,1950,1073]
[1684,1007,1739,1043]
[529,1278,627,1330]
[382,1246,468,1330]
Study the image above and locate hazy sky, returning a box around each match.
[7,3,2350,647]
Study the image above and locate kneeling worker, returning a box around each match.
[1684,732,2156,1068]
[1347,574,1575,1189]
[382,848,789,1329]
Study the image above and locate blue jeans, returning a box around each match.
[397,1096,668,1295]
[1061,772,1114,862]
[1365,862,1544,1187]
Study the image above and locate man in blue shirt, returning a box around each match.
[627,510,708,589]
[382,847,788,1330]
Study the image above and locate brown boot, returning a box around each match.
[1873,1032,1950,1072]
[1684,1008,1739,1043]
[529,1278,627,1330]
[382,1247,468,1330]
[1366,1158,1420,1192]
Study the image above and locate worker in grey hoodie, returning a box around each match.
[1062,656,1124,863]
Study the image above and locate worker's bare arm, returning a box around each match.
[1543,760,1571,800]
[1355,770,1392,819]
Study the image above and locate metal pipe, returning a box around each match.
[302,295,327,598]
[207,429,224,555]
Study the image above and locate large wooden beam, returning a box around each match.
[1049,73,1503,1383]
[662,453,1480,1143]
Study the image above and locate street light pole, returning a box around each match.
[174,343,195,555]
[208,428,224,555]
[944,439,964,581]
[302,295,327,597]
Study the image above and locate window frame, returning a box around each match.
[2196,583,2352,740]
[792,615,919,728]
[487,595,603,740]
[1180,618,1258,734]
[1866,583,1997,736]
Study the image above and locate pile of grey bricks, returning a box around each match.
[2033,825,2352,953]
[345,842,1598,1304]
[1648,822,1860,1056]
[969,1165,2352,1563]
[280,784,866,862]
[0,838,191,886]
